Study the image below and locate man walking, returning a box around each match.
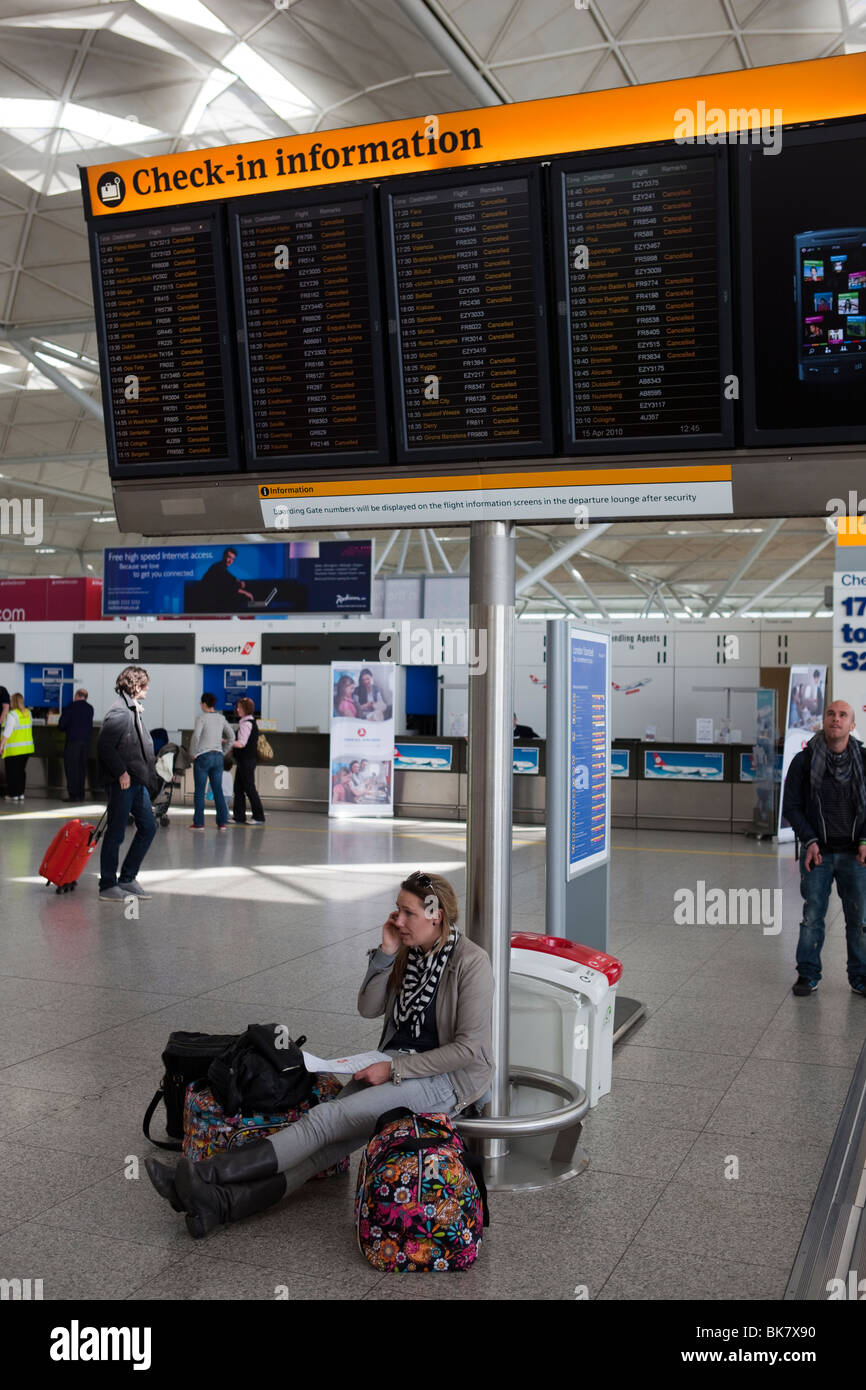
[782,700,866,997]
[97,666,157,903]
[59,688,94,802]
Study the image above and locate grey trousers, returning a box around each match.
[266,1069,458,1196]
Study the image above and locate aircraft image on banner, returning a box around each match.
[612,678,652,695]
[393,749,451,769]
[647,753,722,780]
[513,755,538,773]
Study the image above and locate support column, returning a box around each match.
[466,520,515,1159]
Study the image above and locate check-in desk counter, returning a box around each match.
[179,732,546,823]
[612,740,778,834]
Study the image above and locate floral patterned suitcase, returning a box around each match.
[355,1111,485,1271]
[183,1071,349,1179]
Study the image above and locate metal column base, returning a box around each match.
[482,1135,591,1192]
[458,1066,591,1193]
[613,994,646,1044]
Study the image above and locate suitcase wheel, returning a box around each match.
[160,816,169,828]
[55,886,62,895]
[69,881,76,891]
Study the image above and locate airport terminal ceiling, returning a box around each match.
[0,0,864,620]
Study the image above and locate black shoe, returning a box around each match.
[793,976,818,996]
[851,980,866,997]
[144,1157,184,1212]
[174,1154,287,1239]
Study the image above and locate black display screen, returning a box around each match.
[91,212,239,478]
[231,188,388,469]
[552,145,733,452]
[739,120,866,445]
[382,167,553,462]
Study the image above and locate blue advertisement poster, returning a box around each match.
[103,540,371,616]
[567,628,610,880]
[394,744,453,771]
[611,749,630,778]
[644,749,724,780]
[25,663,73,708]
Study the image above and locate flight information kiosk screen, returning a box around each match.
[738,120,866,446]
[90,210,240,478]
[231,188,389,469]
[551,145,733,453]
[381,166,553,463]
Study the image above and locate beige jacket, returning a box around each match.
[357,934,494,1112]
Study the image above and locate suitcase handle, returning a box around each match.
[142,1086,182,1151]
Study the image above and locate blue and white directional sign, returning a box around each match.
[567,626,610,880]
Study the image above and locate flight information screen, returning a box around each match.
[91,213,239,478]
[231,189,388,468]
[382,168,553,462]
[553,147,733,452]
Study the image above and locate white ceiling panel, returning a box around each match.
[486,1,599,65]
[442,0,525,59]
[625,0,729,40]
[628,36,734,81]
[500,50,611,101]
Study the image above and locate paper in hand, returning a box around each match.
[302,1048,392,1075]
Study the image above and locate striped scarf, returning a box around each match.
[809,731,866,823]
[392,924,458,1040]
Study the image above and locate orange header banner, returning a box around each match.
[83,52,866,217]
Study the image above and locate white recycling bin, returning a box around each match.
[509,934,623,1108]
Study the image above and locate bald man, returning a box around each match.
[782,701,866,997]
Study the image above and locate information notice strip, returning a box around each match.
[384,169,552,462]
[92,216,236,474]
[233,191,386,467]
[258,464,733,529]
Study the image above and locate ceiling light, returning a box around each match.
[137,0,231,33]
[223,45,314,119]
[35,548,56,554]
[0,99,162,145]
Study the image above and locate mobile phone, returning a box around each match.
[795,228,866,381]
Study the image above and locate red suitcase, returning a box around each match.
[40,814,106,894]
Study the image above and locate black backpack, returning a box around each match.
[207,1024,314,1116]
[143,1030,239,1150]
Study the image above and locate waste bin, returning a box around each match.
[509,933,623,1107]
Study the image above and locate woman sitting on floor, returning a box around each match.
[145,870,494,1238]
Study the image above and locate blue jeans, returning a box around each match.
[193,751,228,827]
[99,781,157,890]
[797,849,866,986]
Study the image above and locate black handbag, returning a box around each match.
[208,1025,313,1116]
[143,1030,240,1150]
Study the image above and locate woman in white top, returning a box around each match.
[188,693,235,831]
[0,693,35,801]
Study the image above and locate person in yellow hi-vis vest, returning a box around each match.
[0,693,35,802]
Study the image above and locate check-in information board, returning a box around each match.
[383,169,552,461]
[554,148,732,452]
[232,190,386,468]
[91,215,238,475]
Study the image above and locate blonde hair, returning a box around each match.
[389,871,460,994]
[11,693,26,712]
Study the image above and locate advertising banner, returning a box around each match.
[0,578,102,622]
[329,662,396,818]
[644,750,724,780]
[567,627,610,880]
[778,664,827,840]
[751,688,778,836]
[103,541,371,616]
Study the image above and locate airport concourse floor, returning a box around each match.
[0,801,863,1303]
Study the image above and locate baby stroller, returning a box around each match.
[151,743,192,828]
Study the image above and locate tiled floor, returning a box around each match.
[1,800,864,1301]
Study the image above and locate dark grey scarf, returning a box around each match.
[809,731,866,822]
[393,923,458,1040]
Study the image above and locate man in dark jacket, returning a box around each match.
[782,701,866,997]
[96,666,157,903]
[59,688,94,801]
